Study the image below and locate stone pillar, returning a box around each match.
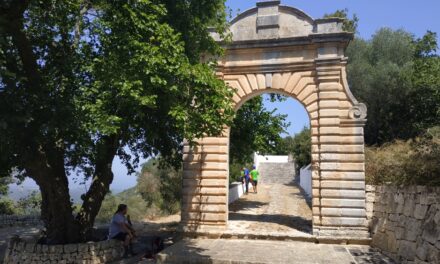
[313,47,369,238]
[181,134,229,233]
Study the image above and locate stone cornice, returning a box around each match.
[221,33,353,50]
[217,61,315,75]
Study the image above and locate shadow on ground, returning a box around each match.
[285,181,313,209]
[229,200,269,212]
[229,212,312,233]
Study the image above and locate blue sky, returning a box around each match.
[9,0,440,195]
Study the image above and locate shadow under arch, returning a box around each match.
[227,90,314,235]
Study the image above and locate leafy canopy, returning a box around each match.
[347,28,440,145]
[0,0,233,243]
[229,95,289,166]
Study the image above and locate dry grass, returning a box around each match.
[365,127,440,186]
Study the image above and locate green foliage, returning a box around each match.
[0,191,41,215]
[324,9,359,33]
[0,0,233,241]
[95,189,150,223]
[365,127,440,186]
[16,191,42,215]
[136,159,181,216]
[0,176,12,196]
[347,28,440,145]
[0,197,15,215]
[229,96,289,165]
[280,127,311,170]
[229,162,250,183]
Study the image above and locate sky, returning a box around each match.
[8,0,440,196]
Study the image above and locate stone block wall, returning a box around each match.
[0,215,42,228]
[366,185,440,263]
[4,238,124,264]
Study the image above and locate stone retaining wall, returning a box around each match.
[0,215,42,228]
[366,185,440,263]
[4,237,124,264]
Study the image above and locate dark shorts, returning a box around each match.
[252,180,258,186]
[112,232,128,241]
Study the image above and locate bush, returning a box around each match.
[0,197,16,215]
[95,189,150,223]
[16,191,41,215]
[280,127,311,171]
[366,127,440,186]
[136,159,181,217]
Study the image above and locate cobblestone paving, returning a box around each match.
[227,180,313,238]
[158,239,395,264]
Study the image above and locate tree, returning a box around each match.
[346,28,440,145]
[0,175,14,214]
[229,95,289,165]
[15,191,42,215]
[280,127,311,171]
[136,159,181,215]
[0,0,233,244]
[324,9,359,33]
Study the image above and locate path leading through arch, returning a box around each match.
[227,172,313,239]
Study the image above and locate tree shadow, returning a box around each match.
[284,181,312,209]
[229,200,268,212]
[228,212,312,233]
[347,247,396,264]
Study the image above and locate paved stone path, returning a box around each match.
[227,180,313,238]
[157,238,395,264]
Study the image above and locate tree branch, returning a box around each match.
[0,0,42,92]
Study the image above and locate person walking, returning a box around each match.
[250,165,259,193]
[242,167,250,194]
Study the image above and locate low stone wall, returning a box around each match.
[4,237,124,264]
[0,215,42,228]
[229,182,244,204]
[366,185,440,263]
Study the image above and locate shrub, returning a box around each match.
[365,127,440,186]
[95,189,150,223]
[0,197,16,215]
[137,159,181,217]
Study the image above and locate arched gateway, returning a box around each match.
[182,1,369,239]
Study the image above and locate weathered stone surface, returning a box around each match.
[405,218,421,241]
[367,185,440,264]
[414,204,428,219]
[3,239,124,264]
[398,241,417,261]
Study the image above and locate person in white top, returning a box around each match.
[108,204,136,258]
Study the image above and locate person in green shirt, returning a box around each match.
[250,165,259,193]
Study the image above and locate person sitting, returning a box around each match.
[108,204,136,258]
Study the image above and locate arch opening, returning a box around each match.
[227,92,313,237]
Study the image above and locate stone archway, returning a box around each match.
[181,1,368,239]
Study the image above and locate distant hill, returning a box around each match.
[7,185,131,204]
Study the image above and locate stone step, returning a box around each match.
[157,238,388,264]
[257,162,296,184]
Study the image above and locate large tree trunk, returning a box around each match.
[76,135,120,237]
[38,174,81,244]
[26,149,81,244]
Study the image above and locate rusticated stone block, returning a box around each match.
[399,241,417,261]
[414,204,428,220]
